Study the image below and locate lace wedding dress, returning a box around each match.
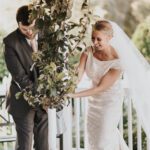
[85,47,129,150]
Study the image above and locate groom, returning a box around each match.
[3,5,49,150]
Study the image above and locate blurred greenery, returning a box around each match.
[132,16,150,150]
[132,17,150,62]
[0,29,8,83]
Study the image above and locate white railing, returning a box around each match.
[1,75,150,150]
[58,96,150,150]
[0,75,16,150]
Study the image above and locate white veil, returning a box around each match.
[109,21,150,139]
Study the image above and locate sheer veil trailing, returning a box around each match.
[109,21,150,139]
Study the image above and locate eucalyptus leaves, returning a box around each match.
[17,0,90,109]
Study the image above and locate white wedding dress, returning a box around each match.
[85,47,129,150]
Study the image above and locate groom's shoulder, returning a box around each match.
[3,29,19,45]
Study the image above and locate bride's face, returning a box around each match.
[91,30,111,51]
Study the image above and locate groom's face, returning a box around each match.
[18,20,36,39]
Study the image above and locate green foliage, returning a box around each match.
[132,17,150,62]
[0,30,8,82]
[21,0,90,108]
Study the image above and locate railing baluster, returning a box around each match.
[48,108,57,150]
[12,141,15,150]
[83,97,88,150]
[137,119,142,150]
[4,142,8,150]
[147,138,150,150]
[63,101,72,150]
[128,99,133,150]
[119,102,124,136]
[74,99,80,149]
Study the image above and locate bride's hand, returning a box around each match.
[65,93,75,98]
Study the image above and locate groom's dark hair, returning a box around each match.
[16,5,31,26]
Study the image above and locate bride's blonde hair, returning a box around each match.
[92,20,113,36]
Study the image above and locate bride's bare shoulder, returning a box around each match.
[83,46,93,55]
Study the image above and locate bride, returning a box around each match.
[67,20,150,149]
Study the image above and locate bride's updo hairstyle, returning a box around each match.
[93,20,113,37]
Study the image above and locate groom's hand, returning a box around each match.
[42,105,49,113]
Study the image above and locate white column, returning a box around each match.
[48,108,57,150]
[63,101,72,150]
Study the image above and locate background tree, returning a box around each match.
[132,17,150,62]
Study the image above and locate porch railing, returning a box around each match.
[0,75,150,150]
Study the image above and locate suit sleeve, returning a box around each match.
[4,43,33,90]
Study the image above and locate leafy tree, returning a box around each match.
[132,17,150,62]
[18,0,90,109]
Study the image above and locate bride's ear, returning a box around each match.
[106,34,113,42]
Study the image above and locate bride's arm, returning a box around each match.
[68,69,121,98]
[76,52,88,84]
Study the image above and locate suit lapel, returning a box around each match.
[16,29,34,73]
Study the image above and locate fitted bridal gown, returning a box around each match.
[85,48,129,150]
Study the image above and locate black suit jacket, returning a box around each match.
[3,29,38,117]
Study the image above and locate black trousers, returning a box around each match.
[12,108,48,150]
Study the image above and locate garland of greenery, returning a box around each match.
[16,0,90,109]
